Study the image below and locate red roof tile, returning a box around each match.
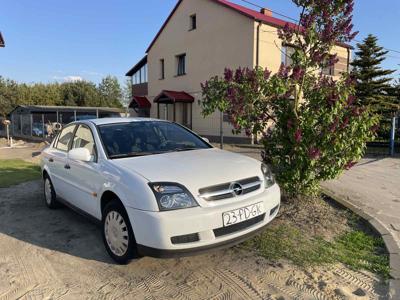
[154,90,195,103]
[214,0,299,30]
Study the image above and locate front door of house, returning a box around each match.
[158,103,192,129]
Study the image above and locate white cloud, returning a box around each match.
[64,76,83,82]
[53,75,84,82]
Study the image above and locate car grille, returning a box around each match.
[213,214,266,237]
[198,177,262,201]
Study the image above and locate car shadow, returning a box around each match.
[0,180,113,263]
[32,151,42,158]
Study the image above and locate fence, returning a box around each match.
[2,105,123,142]
[366,116,399,156]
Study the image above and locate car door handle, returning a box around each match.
[48,158,54,163]
[64,164,71,170]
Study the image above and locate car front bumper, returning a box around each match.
[126,184,281,258]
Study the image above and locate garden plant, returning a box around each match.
[201,0,378,197]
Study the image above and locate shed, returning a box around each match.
[6,105,123,140]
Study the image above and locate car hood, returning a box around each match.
[111,148,262,194]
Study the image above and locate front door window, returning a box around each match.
[71,125,97,162]
[55,125,76,151]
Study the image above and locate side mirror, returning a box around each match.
[68,148,92,162]
[202,137,210,144]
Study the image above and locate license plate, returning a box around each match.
[222,202,264,227]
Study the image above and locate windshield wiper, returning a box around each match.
[109,152,162,159]
[174,147,199,152]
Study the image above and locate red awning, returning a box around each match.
[154,90,195,104]
[129,96,151,109]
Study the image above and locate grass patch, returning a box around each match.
[245,224,390,279]
[0,159,41,188]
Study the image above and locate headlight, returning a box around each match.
[261,163,275,188]
[149,183,199,211]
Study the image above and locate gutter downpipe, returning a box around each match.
[252,21,262,145]
[256,21,261,67]
[347,47,351,73]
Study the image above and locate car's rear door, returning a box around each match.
[63,124,102,218]
[47,124,77,199]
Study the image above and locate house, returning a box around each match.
[126,0,352,143]
[0,32,5,47]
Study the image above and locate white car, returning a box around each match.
[41,118,280,264]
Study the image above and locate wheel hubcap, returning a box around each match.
[104,211,129,257]
[44,179,52,205]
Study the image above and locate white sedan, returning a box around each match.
[41,118,280,264]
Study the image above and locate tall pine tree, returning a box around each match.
[351,34,396,116]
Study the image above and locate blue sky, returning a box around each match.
[0,0,399,84]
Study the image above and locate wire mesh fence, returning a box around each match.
[366,117,399,156]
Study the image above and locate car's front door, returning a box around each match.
[63,124,102,218]
[48,124,77,199]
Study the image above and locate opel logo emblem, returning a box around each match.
[231,182,243,196]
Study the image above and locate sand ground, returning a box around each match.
[0,140,388,299]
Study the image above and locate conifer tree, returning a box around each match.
[351,34,396,116]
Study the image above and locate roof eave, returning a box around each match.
[145,0,353,53]
[146,0,183,53]
[126,55,148,76]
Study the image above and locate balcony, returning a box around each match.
[132,82,148,96]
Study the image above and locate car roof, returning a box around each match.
[79,117,167,126]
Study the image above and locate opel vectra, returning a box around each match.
[41,118,280,264]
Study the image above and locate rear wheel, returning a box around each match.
[43,176,60,209]
[102,201,138,264]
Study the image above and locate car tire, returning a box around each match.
[102,201,139,264]
[43,175,60,209]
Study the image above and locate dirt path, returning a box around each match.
[0,138,45,164]
[0,180,387,300]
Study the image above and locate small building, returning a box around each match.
[126,0,352,143]
[4,105,123,140]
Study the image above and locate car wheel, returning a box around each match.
[102,201,138,264]
[43,176,59,209]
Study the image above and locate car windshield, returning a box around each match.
[98,121,212,159]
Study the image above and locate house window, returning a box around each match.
[176,54,186,76]
[160,59,165,79]
[190,14,197,30]
[322,65,335,76]
[132,63,148,84]
[321,55,336,76]
[281,45,295,67]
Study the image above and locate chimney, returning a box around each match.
[260,8,272,17]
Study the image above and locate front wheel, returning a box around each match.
[102,201,138,264]
[43,176,60,209]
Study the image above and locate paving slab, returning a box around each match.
[322,157,400,297]
[390,280,400,299]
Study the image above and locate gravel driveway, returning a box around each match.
[0,143,388,299]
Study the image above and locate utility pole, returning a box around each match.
[2,120,11,146]
[390,116,397,156]
[220,111,224,149]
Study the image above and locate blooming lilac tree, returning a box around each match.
[201,0,378,196]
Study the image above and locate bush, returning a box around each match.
[201,0,378,197]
